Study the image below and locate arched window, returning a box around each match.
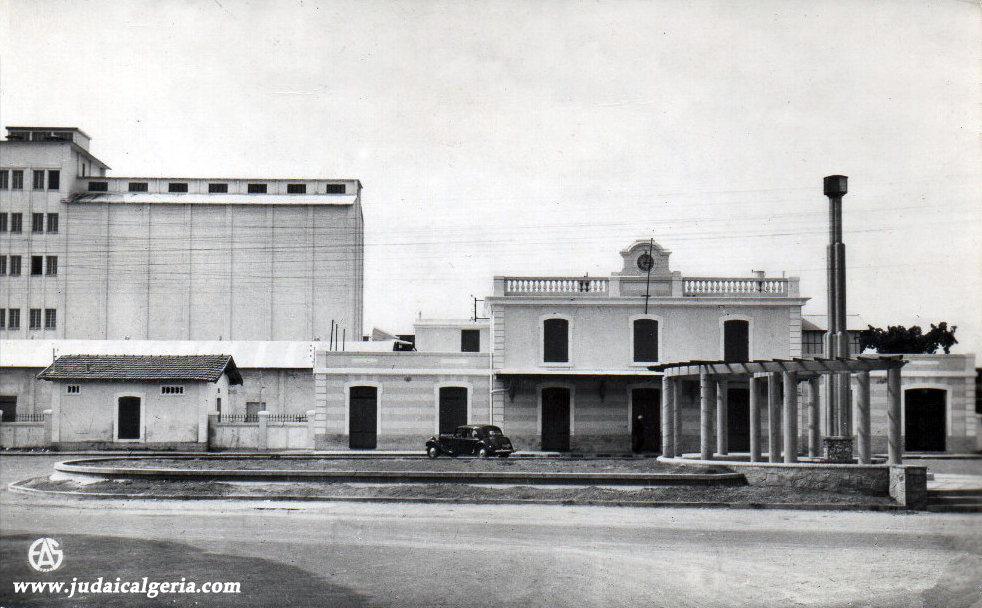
[633,318,659,363]
[543,318,569,363]
[723,319,750,362]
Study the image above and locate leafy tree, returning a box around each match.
[858,322,958,355]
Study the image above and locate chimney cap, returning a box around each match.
[824,175,848,197]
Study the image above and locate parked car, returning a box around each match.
[426,425,513,458]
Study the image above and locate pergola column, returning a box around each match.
[782,371,798,463]
[856,371,871,464]
[767,372,781,463]
[808,377,821,458]
[672,380,682,455]
[716,379,729,456]
[749,375,761,462]
[887,367,903,465]
[700,371,715,460]
[661,377,675,458]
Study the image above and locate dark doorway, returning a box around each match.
[727,388,751,452]
[905,388,946,452]
[541,387,570,451]
[117,397,141,440]
[0,396,17,422]
[631,388,661,453]
[439,387,468,434]
[723,320,750,362]
[349,386,378,449]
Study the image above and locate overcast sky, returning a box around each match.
[2,0,979,353]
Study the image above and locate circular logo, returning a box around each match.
[28,538,63,572]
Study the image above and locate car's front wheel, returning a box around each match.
[478,447,490,458]
[427,446,440,459]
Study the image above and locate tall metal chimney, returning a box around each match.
[823,175,852,460]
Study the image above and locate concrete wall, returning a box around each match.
[414,320,491,353]
[0,367,52,415]
[313,351,490,449]
[228,369,314,416]
[0,420,47,448]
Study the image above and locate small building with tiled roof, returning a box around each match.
[36,354,242,450]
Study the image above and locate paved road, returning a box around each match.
[2,455,981,608]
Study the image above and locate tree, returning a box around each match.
[858,322,958,355]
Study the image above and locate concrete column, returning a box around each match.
[700,372,714,460]
[856,371,871,464]
[672,380,682,455]
[749,376,761,462]
[306,409,317,450]
[782,371,798,463]
[767,373,781,463]
[808,377,821,458]
[43,409,53,446]
[661,378,675,458]
[716,379,728,456]
[258,410,269,451]
[206,412,219,451]
[887,367,902,465]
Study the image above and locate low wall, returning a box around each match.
[208,412,315,451]
[267,423,310,450]
[889,465,928,509]
[0,421,47,448]
[209,423,261,450]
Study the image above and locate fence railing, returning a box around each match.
[504,277,609,295]
[266,414,308,423]
[216,413,307,423]
[1,413,46,423]
[683,278,789,296]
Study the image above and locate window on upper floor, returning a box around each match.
[325,183,346,194]
[287,183,306,194]
[48,170,60,190]
[47,213,58,233]
[67,385,80,395]
[32,213,45,233]
[247,183,267,194]
[0,257,6,276]
[10,213,22,233]
[461,329,481,353]
[9,256,21,276]
[168,182,188,193]
[44,309,56,329]
[161,385,184,395]
[802,331,823,357]
[723,319,750,362]
[11,170,24,190]
[0,214,6,232]
[208,183,228,193]
[88,181,108,192]
[633,318,659,363]
[30,256,43,276]
[0,170,7,189]
[128,181,149,192]
[543,318,570,363]
[6,308,19,330]
[32,170,45,190]
[46,256,57,276]
[0,309,5,329]
[28,308,41,330]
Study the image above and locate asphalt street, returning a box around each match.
[2,455,981,608]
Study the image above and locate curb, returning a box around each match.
[6,479,911,512]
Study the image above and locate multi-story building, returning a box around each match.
[0,126,363,342]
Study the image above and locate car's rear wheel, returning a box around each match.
[427,446,439,459]
[478,447,490,458]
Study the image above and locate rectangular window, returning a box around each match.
[802,332,824,356]
[32,213,45,232]
[67,385,80,395]
[88,181,108,192]
[128,181,149,192]
[633,319,659,363]
[0,214,6,231]
[245,402,264,422]
[44,309,56,329]
[46,256,57,276]
[168,182,188,193]
[9,256,21,276]
[208,183,228,193]
[10,213,22,233]
[0,396,16,422]
[48,170,60,190]
[247,183,267,194]
[0,257,5,275]
[33,169,45,190]
[7,309,20,329]
[543,318,570,363]
[325,183,346,194]
[47,213,58,233]
[11,170,24,190]
[31,256,43,276]
[461,329,481,353]
[287,183,306,194]
[0,309,5,328]
[0,170,7,189]
[161,386,185,395]
[29,309,41,330]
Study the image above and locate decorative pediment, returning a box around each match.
[617,240,672,276]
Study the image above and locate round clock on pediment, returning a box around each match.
[637,252,654,272]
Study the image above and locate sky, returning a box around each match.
[1,0,979,353]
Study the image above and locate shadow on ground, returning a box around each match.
[0,533,371,608]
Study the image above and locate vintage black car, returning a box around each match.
[425,425,513,458]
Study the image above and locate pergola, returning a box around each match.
[650,355,907,465]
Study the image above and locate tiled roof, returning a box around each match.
[37,355,242,384]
